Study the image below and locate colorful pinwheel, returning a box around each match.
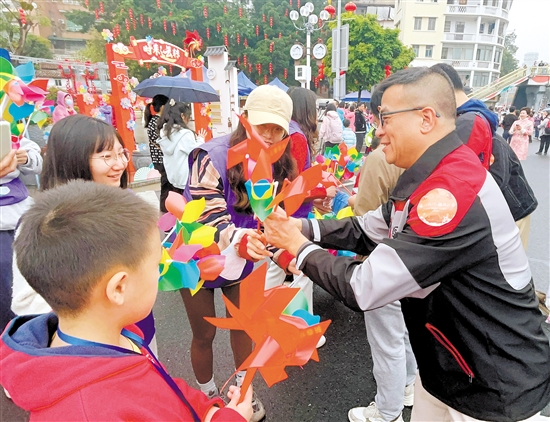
[205,263,331,399]
[316,142,364,181]
[157,193,225,293]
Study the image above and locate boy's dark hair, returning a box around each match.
[343,118,351,128]
[509,106,516,113]
[370,84,382,114]
[144,94,169,128]
[326,103,337,112]
[431,63,464,91]
[41,115,128,190]
[15,180,159,316]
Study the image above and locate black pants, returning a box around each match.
[356,132,366,153]
[502,130,511,143]
[153,162,183,213]
[538,136,550,154]
[0,230,16,331]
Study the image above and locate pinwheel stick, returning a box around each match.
[0,95,9,117]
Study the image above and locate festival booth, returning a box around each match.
[267,77,289,92]
[341,90,371,102]
[237,71,258,96]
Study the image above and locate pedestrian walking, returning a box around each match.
[501,106,518,143]
[536,111,550,155]
[509,107,533,160]
[319,103,343,150]
[355,103,368,153]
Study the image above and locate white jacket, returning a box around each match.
[0,137,42,231]
[319,111,343,145]
[158,126,204,189]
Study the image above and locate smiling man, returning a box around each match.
[264,67,550,422]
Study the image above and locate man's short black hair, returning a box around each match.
[343,118,351,128]
[509,106,516,113]
[15,180,159,316]
[430,63,464,91]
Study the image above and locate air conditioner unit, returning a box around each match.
[295,65,310,82]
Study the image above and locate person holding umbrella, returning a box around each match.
[157,100,207,191]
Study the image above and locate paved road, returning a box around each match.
[1,139,549,422]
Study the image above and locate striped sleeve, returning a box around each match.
[189,150,233,246]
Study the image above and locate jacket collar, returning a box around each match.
[390,130,463,201]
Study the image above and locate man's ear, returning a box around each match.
[419,107,439,134]
[105,271,129,307]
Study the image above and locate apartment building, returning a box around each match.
[355,0,396,29]
[394,0,513,88]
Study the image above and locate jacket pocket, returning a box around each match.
[426,323,475,383]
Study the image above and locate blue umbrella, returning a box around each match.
[342,90,371,102]
[133,76,219,103]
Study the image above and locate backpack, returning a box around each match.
[545,119,550,135]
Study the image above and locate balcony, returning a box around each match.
[446,4,509,20]
[441,59,501,72]
[443,32,504,45]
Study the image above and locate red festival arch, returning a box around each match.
[103,37,210,178]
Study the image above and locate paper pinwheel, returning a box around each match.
[205,263,331,400]
[157,192,225,293]
[317,142,364,181]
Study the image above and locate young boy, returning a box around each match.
[342,118,357,149]
[0,180,252,422]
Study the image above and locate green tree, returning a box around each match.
[0,0,50,55]
[325,14,414,97]
[21,34,53,59]
[501,30,519,76]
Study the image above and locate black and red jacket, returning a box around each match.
[296,131,550,421]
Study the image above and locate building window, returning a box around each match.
[441,47,448,59]
[502,0,508,9]
[473,72,490,87]
[455,22,465,33]
[428,18,436,30]
[483,0,488,4]
[54,79,63,87]
[444,20,451,32]
[459,0,467,4]
[425,45,434,58]
[494,49,502,63]
[479,23,485,33]
[412,45,420,57]
[476,46,493,61]
[414,17,422,30]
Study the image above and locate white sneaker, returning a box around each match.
[403,383,414,407]
[250,390,266,422]
[348,402,404,422]
[316,335,327,348]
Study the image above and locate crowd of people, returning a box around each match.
[0,64,548,422]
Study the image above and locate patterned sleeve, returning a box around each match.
[147,116,160,143]
[188,149,235,249]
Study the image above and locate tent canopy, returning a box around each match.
[341,90,371,102]
[238,72,258,96]
[267,77,288,92]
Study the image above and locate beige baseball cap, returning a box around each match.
[243,85,293,133]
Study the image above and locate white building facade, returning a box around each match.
[394,0,513,88]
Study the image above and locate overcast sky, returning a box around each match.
[507,0,550,64]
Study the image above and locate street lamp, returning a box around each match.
[290,2,330,89]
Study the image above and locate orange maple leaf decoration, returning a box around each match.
[205,263,330,399]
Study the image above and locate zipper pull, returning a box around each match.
[469,374,473,384]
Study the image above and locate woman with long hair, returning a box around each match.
[509,107,534,160]
[144,94,173,212]
[13,115,157,352]
[182,85,299,422]
[319,103,343,150]
[156,100,206,192]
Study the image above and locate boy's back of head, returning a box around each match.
[343,119,351,128]
[15,180,159,317]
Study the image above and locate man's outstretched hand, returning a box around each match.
[264,208,308,257]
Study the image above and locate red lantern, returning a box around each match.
[237,34,241,44]
[244,38,248,48]
[279,32,282,38]
[223,5,227,14]
[248,63,252,73]
[256,80,259,85]
[203,6,208,18]
[206,27,211,39]
[224,34,228,46]
[95,9,99,20]
[269,17,273,28]
[125,18,130,31]
[318,62,325,79]
[264,33,268,40]
[269,62,273,75]
[133,19,136,31]
[255,25,259,36]
[99,2,104,14]
[385,64,392,78]
[262,14,266,22]
[324,4,336,16]
[140,14,144,26]
[289,0,292,6]
[297,0,301,8]
[243,54,247,66]
[129,8,133,19]
[284,9,288,17]
[85,0,88,8]
[284,68,288,79]
[146,63,150,69]
[18,8,26,25]
[344,2,357,13]
[237,57,241,66]
[148,17,152,29]
[156,0,161,9]
[217,22,221,33]
[257,64,262,75]
[163,19,167,32]
[269,42,273,53]
[314,77,319,88]
[239,7,242,18]
[264,75,268,85]
[172,22,176,35]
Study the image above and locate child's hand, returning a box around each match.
[226,385,253,422]
[244,229,272,261]
[197,128,208,139]
[15,149,28,165]
[0,150,18,177]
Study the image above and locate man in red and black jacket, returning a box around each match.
[263,67,550,422]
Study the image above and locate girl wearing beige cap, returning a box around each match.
[180,85,297,422]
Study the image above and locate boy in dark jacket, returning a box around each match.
[0,181,252,422]
[354,103,368,152]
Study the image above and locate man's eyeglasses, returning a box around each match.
[92,149,130,168]
[378,107,440,127]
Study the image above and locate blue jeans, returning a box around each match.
[0,230,16,332]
